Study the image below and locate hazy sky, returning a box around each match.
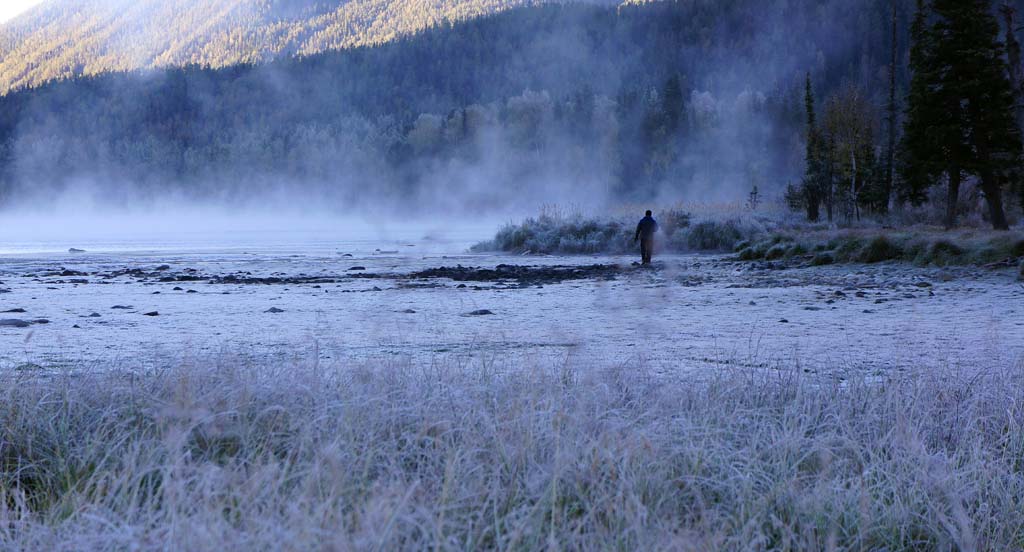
[0,0,44,24]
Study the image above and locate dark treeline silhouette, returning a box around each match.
[791,0,1024,229]
[1,0,1006,212]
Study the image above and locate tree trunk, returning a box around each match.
[980,173,1010,230]
[945,166,960,230]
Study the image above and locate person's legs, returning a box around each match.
[641,238,653,264]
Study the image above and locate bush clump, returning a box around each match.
[920,240,966,266]
[474,216,631,255]
[684,220,746,251]
[811,252,835,266]
[764,244,788,260]
[857,236,903,264]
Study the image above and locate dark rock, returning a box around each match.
[186,289,197,294]
[143,311,159,317]
[265,307,285,313]
[33,319,49,324]
[173,287,184,291]
[155,265,171,271]
[467,309,495,316]
[778,319,789,323]
[72,324,81,328]
[914,281,933,288]
[348,266,367,271]
[1,308,26,313]
[88,312,101,318]
[111,305,133,309]
[68,248,86,253]
[401,309,417,314]
[0,319,31,328]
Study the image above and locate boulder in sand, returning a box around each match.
[0,319,31,328]
[466,309,495,316]
[68,248,86,253]
[265,307,285,313]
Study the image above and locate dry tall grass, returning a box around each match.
[1,356,1023,550]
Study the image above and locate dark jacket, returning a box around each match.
[635,216,658,241]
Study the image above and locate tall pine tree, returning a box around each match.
[902,0,1022,229]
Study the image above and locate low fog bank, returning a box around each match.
[0,201,508,255]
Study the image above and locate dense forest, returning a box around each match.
[0,0,1022,220]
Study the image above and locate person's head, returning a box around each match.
[645,210,652,217]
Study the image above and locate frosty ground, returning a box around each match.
[1,239,1021,376]
[2,235,1024,549]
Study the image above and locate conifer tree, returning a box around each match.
[902,0,1021,229]
[801,73,825,222]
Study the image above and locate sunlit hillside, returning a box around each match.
[0,0,569,94]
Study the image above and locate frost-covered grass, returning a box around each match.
[471,207,770,254]
[735,228,1024,267]
[2,357,1024,550]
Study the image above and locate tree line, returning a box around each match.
[791,0,1024,229]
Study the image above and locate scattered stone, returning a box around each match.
[748,301,756,306]
[265,307,285,313]
[372,286,382,292]
[855,291,867,298]
[1,308,26,313]
[348,266,367,271]
[913,281,933,288]
[187,289,198,294]
[111,305,133,309]
[341,253,353,257]
[778,319,789,323]
[15,363,43,371]
[457,284,467,288]
[152,291,161,295]
[173,286,184,291]
[68,248,86,253]
[401,309,417,314]
[803,306,822,311]
[88,312,101,318]
[143,311,159,316]
[0,319,31,328]
[833,290,846,297]
[33,319,49,324]
[467,309,495,316]
[862,309,875,314]
[72,324,81,329]
[155,265,171,271]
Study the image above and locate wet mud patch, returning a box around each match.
[403,264,624,287]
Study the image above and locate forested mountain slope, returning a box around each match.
[0,0,558,94]
[3,0,1021,213]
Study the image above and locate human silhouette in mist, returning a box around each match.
[634,210,658,265]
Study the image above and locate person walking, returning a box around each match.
[634,210,658,265]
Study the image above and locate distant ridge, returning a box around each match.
[0,0,585,94]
